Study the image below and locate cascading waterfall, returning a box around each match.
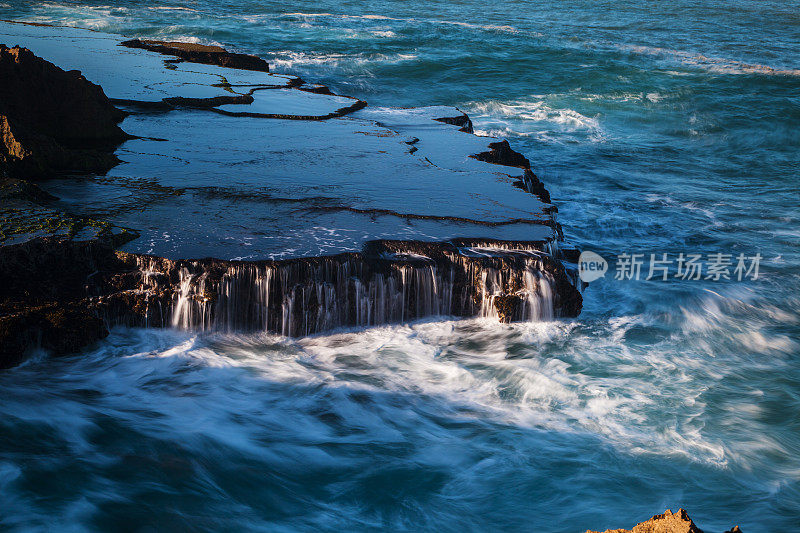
[98,240,578,336]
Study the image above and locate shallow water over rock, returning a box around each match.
[1,1,798,531]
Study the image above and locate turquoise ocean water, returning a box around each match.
[1,1,799,530]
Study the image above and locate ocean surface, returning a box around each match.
[1,1,799,531]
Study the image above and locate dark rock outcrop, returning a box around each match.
[121,39,270,72]
[434,112,474,133]
[0,237,121,368]
[469,139,552,203]
[586,508,742,533]
[0,44,128,179]
[0,176,57,203]
[0,303,108,368]
[0,236,582,368]
[163,94,254,108]
[472,139,530,168]
[92,238,580,336]
[521,168,551,203]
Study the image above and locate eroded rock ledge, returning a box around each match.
[121,38,270,72]
[0,22,582,368]
[0,236,580,368]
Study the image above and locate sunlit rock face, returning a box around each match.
[585,508,742,533]
[0,20,582,366]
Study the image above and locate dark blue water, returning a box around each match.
[1,1,799,531]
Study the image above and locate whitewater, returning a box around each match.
[1,0,798,530]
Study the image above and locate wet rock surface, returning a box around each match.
[0,21,583,367]
[0,235,580,368]
[95,238,581,335]
[0,44,127,179]
[586,509,742,533]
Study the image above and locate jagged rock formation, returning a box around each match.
[121,38,270,72]
[586,509,742,533]
[472,139,530,168]
[470,138,552,203]
[0,44,128,179]
[434,113,474,133]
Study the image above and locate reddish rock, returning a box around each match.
[0,44,128,179]
[586,508,742,533]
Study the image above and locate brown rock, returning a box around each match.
[492,294,522,323]
[0,44,128,179]
[120,38,270,72]
[586,508,742,533]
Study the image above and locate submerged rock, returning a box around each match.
[586,508,742,533]
[0,44,128,179]
[121,38,270,72]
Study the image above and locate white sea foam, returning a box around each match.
[13,314,764,468]
[146,31,225,49]
[470,99,601,130]
[147,6,199,13]
[616,43,800,77]
[435,20,518,33]
[277,11,530,36]
[269,50,417,69]
[467,97,605,143]
[281,12,402,22]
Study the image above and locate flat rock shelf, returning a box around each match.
[0,19,582,367]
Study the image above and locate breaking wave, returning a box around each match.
[467,98,606,143]
[268,50,418,69]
